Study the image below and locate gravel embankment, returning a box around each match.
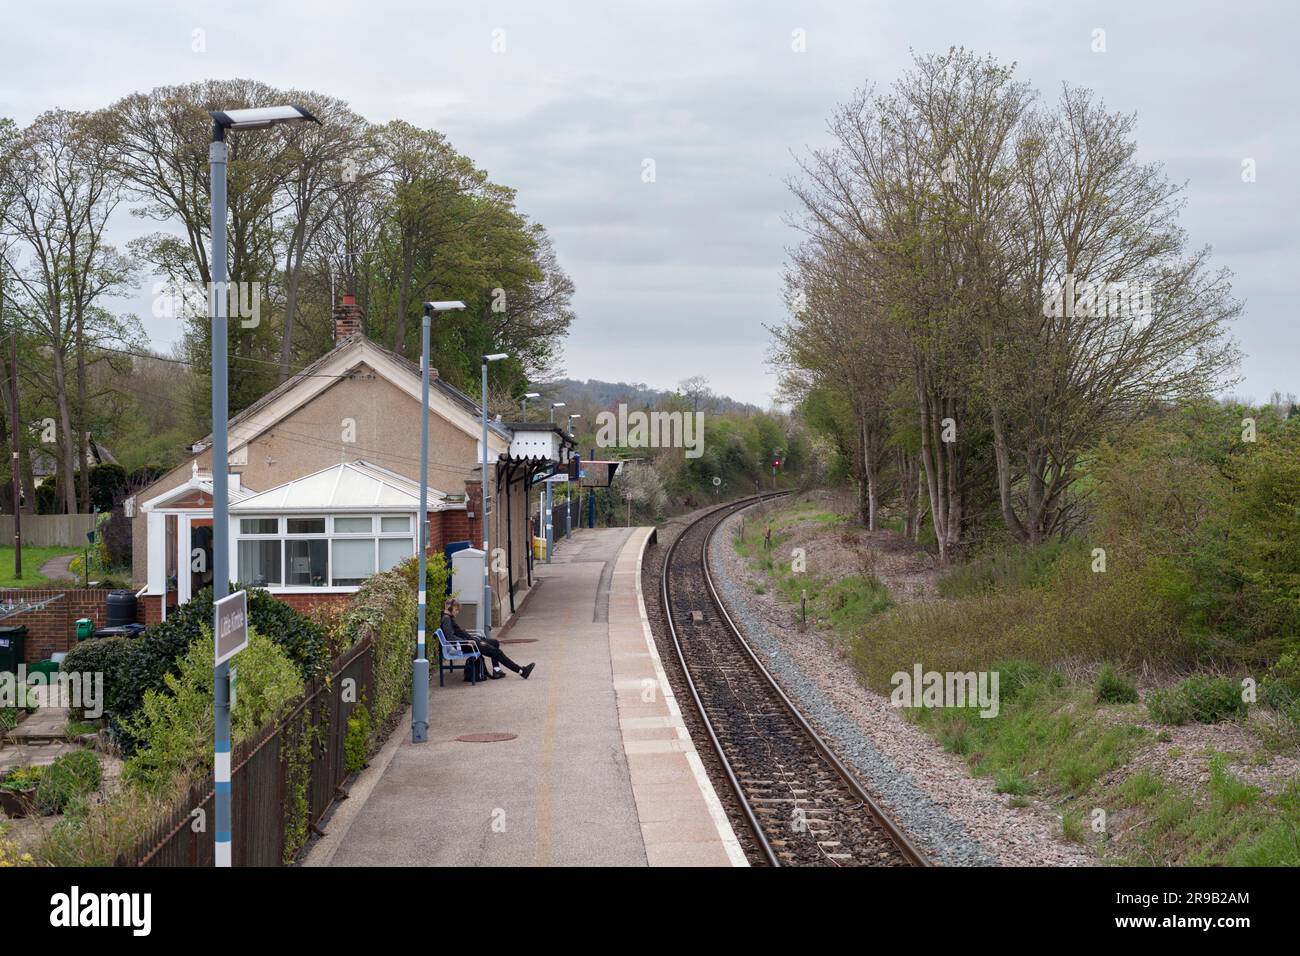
[708,506,1091,867]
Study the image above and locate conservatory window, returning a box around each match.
[285,539,329,587]
[238,539,281,587]
[235,513,416,589]
[330,538,374,586]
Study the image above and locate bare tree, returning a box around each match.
[0,111,139,513]
[776,49,1240,557]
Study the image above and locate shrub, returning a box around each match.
[88,463,129,512]
[111,585,326,752]
[35,778,181,867]
[990,659,1051,704]
[60,636,132,720]
[1260,654,1300,710]
[344,568,417,736]
[1147,675,1247,725]
[123,626,304,792]
[414,552,451,606]
[1187,434,1300,656]
[0,765,43,792]
[333,553,448,749]
[938,539,1086,598]
[1095,664,1140,704]
[245,587,329,681]
[0,824,36,867]
[35,751,102,815]
[344,702,371,773]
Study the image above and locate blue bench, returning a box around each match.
[434,627,481,686]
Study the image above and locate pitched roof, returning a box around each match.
[194,333,511,451]
[140,464,258,511]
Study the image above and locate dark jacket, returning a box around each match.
[441,613,474,644]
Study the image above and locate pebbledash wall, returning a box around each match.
[0,589,127,665]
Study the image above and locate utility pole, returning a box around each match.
[4,314,22,579]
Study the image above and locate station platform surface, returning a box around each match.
[308,526,744,867]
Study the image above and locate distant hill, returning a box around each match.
[548,378,759,415]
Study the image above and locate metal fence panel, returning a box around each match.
[119,636,374,867]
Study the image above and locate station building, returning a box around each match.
[127,296,573,629]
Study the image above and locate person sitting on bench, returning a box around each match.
[441,598,535,680]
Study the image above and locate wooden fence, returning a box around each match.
[117,635,374,867]
[0,514,98,547]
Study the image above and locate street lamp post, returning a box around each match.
[413,301,465,744]
[522,391,540,422]
[565,414,581,538]
[481,353,508,643]
[208,104,317,867]
[546,402,565,562]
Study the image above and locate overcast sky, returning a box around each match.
[3,0,1296,406]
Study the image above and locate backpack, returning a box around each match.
[463,654,488,682]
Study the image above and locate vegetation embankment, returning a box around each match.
[735,466,1300,865]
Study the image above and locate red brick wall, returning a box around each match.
[139,593,179,626]
[425,512,444,555]
[0,589,126,664]
[274,593,352,614]
[440,508,472,546]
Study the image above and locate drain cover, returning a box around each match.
[499,638,537,644]
[455,732,518,743]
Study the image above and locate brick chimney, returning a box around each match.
[333,294,364,344]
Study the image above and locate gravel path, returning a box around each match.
[709,506,1092,867]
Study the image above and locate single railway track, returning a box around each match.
[659,493,929,867]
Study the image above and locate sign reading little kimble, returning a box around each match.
[214,590,249,666]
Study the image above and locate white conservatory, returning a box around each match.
[141,460,452,616]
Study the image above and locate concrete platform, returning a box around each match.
[309,527,743,867]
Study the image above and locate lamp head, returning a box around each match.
[424,300,467,314]
[211,105,319,136]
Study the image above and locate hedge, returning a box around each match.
[339,553,448,748]
[107,584,327,753]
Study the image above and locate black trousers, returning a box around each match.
[474,636,522,673]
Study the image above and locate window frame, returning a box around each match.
[234,512,418,593]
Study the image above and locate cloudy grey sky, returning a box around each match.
[3,0,1296,406]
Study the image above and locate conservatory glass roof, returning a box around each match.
[229,460,448,513]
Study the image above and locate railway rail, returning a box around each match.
[659,493,929,867]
